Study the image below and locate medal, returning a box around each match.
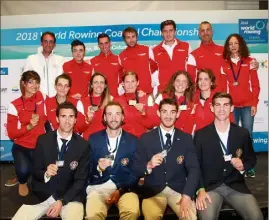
[233,81,239,86]
[160,150,167,158]
[230,60,243,87]
[128,100,137,106]
[56,160,65,167]
[90,105,98,112]
[106,154,115,161]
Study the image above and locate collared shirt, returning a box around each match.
[162,39,178,60]
[44,130,73,183]
[215,123,230,155]
[159,125,175,146]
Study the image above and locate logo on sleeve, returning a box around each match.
[176,155,184,164]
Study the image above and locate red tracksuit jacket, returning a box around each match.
[187,41,226,92]
[7,91,47,149]
[114,93,154,137]
[222,57,260,107]
[153,39,190,91]
[63,59,93,98]
[119,44,156,94]
[91,52,123,97]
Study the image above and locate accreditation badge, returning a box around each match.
[56,160,64,167]
[128,100,137,106]
[179,105,187,111]
[236,148,243,158]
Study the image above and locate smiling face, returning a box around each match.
[229,36,240,56]
[124,32,137,47]
[123,74,139,93]
[198,71,212,92]
[104,105,124,130]
[56,108,76,133]
[91,75,106,96]
[55,78,70,97]
[211,97,234,121]
[22,79,40,96]
[157,104,179,130]
[72,45,85,63]
[162,24,176,44]
[41,34,55,54]
[98,37,111,55]
[199,23,213,44]
[173,74,189,95]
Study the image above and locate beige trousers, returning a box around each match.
[85,190,140,220]
[142,187,197,220]
[12,196,83,220]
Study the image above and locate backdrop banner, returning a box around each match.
[1,11,268,161]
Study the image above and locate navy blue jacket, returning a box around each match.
[132,127,200,199]
[87,129,138,190]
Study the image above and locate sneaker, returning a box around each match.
[245,169,256,178]
[18,183,29,196]
[4,176,19,187]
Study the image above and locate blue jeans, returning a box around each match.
[233,106,254,138]
[198,184,263,220]
[12,144,34,184]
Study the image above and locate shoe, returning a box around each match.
[19,183,29,196]
[245,169,256,178]
[4,176,19,187]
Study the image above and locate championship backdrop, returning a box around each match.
[0,11,268,161]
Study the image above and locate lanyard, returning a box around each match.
[105,131,121,154]
[55,96,67,105]
[218,137,229,155]
[158,127,174,153]
[21,97,37,113]
[135,91,139,103]
[229,59,243,82]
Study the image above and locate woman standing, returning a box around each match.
[222,33,260,177]
[7,71,47,196]
[79,72,112,140]
[114,71,154,137]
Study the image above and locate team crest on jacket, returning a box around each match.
[121,158,129,166]
[177,155,184,164]
[236,149,243,158]
[69,161,78,170]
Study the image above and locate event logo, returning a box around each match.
[11,86,20,93]
[264,100,268,107]
[260,60,268,68]
[0,88,7,93]
[239,19,268,44]
[0,68,8,75]
[0,106,8,114]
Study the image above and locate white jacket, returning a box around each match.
[23,47,65,97]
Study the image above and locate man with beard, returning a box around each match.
[132,98,200,220]
[12,102,90,220]
[63,40,93,100]
[85,101,140,220]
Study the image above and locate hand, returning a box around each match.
[29,114,39,128]
[46,164,58,177]
[87,106,95,121]
[135,103,145,114]
[250,58,259,70]
[231,158,244,171]
[98,158,112,171]
[148,153,163,169]
[196,189,212,210]
[137,90,146,97]
[71,93,82,100]
[251,106,257,116]
[177,195,193,219]
[46,200,63,218]
[105,190,121,205]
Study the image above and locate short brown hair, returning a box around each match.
[122,71,139,82]
[212,92,233,106]
[159,98,179,112]
[55,74,72,87]
[56,101,78,118]
[102,101,125,126]
[160,20,176,31]
[122,27,138,40]
[196,69,216,90]
[223,33,250,59]
[20,70,41,95]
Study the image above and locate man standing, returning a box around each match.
[132,98,200,220]
[12,102,90,220]
[63,40,93,100]
[119,27,158,94]
[194,92,263,220]
[91,33,123,97]
[24,31,65,97]
[85,101,140,220]
[153,20,191,92]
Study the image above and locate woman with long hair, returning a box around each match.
[79,72,113,140]
[114,71,154,137]
[222,33,260,177]
[151,70,195,134]
[7,70,47,196]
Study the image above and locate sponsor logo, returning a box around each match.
[264,100,268,107]
[11,86,20,93]
[0,68,8,75]
[260,60,268,68]
[0,88,7,93]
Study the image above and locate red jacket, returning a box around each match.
[80,95,106,140]
[187,41,226,92]
[119,44,155,94]
[63,59,93,98]
[153,39,190,91]
[114,93,154,137]
[147,93,195,134]
[192,91,234,132]
[222,57,260,107]
[45,96,86,133]
[7,91,47,149]
[91,52,123,97]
